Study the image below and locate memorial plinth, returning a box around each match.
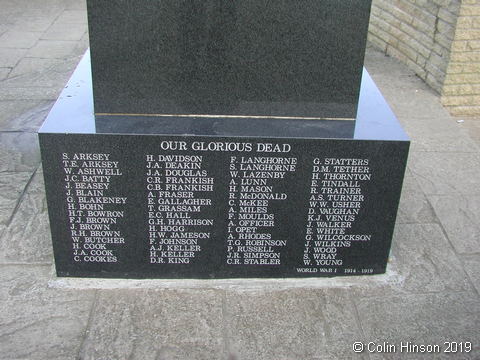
[87,0,372,137]
[39,52,409,279]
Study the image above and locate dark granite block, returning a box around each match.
[38,53,409,279]
[86,0,372,120]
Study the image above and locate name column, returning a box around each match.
[62,152,126,264]
[146,154,215,265]
[302,157,373,274]
[226,155,297,266]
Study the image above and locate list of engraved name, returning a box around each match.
[58,142,380,274]
[62,153,126,263]
[146,154,214,264]
[301,157,373,274]
[226,155,296,265]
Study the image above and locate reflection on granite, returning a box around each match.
[95,115,356,138]
[87,0,372,119]
[40,53,408,142]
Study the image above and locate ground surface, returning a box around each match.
[0,1,479,359]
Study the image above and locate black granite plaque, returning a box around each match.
[39,54,410,279]
[86,0,372,120]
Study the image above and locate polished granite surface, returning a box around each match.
[86,0,372,119]
[39,54,409,280]
[39,51,408,142]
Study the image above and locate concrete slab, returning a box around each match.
[461,255,480,294]
[429,195,480,254]
[12,16,57,33]
[0,30,41,49]
[26,40,79,59]
[0,68,10,80]
[0,132,41,172]
[396,169,437,224]
[379,86,453,119]
[0,86,60,101]
[460,118,480,146]
[224,289,367,360]
[401,116,480,152]
[0,169,52,264]
[78,289,225,360]
[3,63,75,89]
[8,58,62,78]
[41,22,86,41]
[408,152,480,195]
[64,0,87,11]
[0,100,53,131]
[55,10,88,24]
[355,292,480,359]
[0,24,10,37]
[0,171,32,225]
[351,223,472,298]
[0,48,27,67]
[0,265,95,360]
[364,46,414,77]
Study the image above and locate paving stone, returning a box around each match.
[26,40,78,59]
[0,86,60,100]
[12,16,57,32]
[0,132,40,172]
[79,289,224,360]
[364,47,415,78]
[0,265,95,360]
[0,24,10,36]
[224,289,367,360]
[460,118,480,147]
[71,33,90,58]
[55,10,88,24]
[408,152,480,195]
[354,224,471,298]
[369,72,429,93]
[41,22,87,41]
[0,48,27,67]
[0,30,41,49]
[13,0,65,19]
[461,255,480,294]
[378,86,452,119]
[3,62,74,89]
[392,224,470,292]
[65,0,87,10]
[0,172,32,225]
[397,170,437,224]
[0,68,10,80]
[355,292,480,359]
[401,117,480,152]
[0,100,51,127]
[45,55,83,75]
[0,100,54,131]
[3,56,82,91]
[8,57,61,78]
[429,195,480,254]
[363,48,431,92]
[0,169,53,264]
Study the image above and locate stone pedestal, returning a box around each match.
[39,53,409,278]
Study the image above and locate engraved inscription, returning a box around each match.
[226,155,297,265]
[62,152,125,263]
[146,154,214,265]
[300,158,373,274]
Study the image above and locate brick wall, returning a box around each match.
[368,0,480,117]
[441,1,480,115]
